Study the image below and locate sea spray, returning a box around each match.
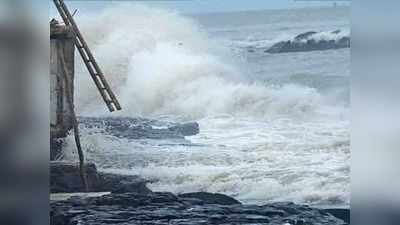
[62,4,350,207]
[73,4,329,120]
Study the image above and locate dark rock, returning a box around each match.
[168,122,199,137]
[247,47,256,52]
[294,31,318,41]
[96,173,151,194]
[325,208,350,224]
[51,192,347,225]
[338,36,350,46]
[266,30,350,54]
[78,117,200,140]
[50,161,151,194]
[50,161,99,193]
[178,192,241,205]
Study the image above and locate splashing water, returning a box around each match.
[63,4,350,207]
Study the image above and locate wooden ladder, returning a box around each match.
[53,0,122,112]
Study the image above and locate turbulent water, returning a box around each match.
[63,5,350,207]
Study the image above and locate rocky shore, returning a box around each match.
[50,162,349,225]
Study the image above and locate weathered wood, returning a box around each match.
[50,21,75,140]
[50,22,73,39]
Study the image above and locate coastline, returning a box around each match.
[50,162,349,225]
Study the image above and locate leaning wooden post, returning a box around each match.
[58,45,89,192]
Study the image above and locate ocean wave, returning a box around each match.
[61,4,350,207]
[72,4,335,121]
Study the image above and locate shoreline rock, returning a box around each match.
[50,117,200,160]
[50,161,151,194]
[178,192,241,205]
[51,192,348,225]
[78,117,200,140]
[51,162,349,224]
[265,30,350,54]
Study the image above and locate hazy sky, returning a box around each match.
[50,0,350,15]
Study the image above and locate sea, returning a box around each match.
[62,4,350,208]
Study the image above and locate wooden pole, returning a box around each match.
[58,44,89,192]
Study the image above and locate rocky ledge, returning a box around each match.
[51,117,199,160]
[265,30,350,54]
[50,163,349,225]
[78,117,200,140]
[51,192,347,225]
[50,161,150,194]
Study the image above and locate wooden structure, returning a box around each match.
[50,0,122,190]
[53,0,121,112]
[50,0,122,143]
[50,19,75,139]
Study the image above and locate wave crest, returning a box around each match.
[75,4,325,120]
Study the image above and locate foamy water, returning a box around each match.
[61,4,350,206]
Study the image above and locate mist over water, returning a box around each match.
[64,4,350,206]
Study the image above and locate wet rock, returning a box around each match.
[51,192,347,225]
[178,192,241,205]
[294,31,318,41]
[50,161,150,194]
[266,30,350,54]
[168,122,199,137]
[325,208,350,224]
[50,161,99,193]
[78,117,200,139]
[96,173,151,194]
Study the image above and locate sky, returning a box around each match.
[49,0,350,15]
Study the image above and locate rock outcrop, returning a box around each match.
[51,192,347,225]
[266,30,350,54]
[50,161,151,194]
[50,162,349,225]
[51,117,200,160]
[78,117,200,139]
[325,208,350,224]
